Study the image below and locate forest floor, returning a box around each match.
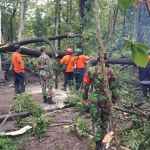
[0,71,129,150]
[0,71,94,150]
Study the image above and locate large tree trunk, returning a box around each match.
[109,5,118,39]
[122,12,126,37]
[10,1,19,43]
[94,0,121,149]
[78,0,86,48]
[18,0,28,41]
[146,0,150,15]
[0,33,81,55]
[54,0,61,89]
[137,5,142,42]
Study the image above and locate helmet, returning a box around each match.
[148,50,150,55]
[66,48,73,55]
[74,48,82,55]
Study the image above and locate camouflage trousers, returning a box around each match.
[90,95,109,142]
[40,76,53,98]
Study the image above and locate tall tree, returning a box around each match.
[10,0,19,43]
[94,0,121,149]
[18,0,28,41]
[54,0,61,89]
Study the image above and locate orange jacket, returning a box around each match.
[74,55,90,68]
[60,55,75,72]
[12,52,24,73]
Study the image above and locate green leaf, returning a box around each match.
[123,42,132,52]
[118,0,130,13]
[0,132,5,137]
[131,44,149,67]
[136,43,149,51]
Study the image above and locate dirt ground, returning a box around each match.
[0,73,93,150]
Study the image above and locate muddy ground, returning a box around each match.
[0,72,93,150]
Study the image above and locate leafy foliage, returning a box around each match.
[12,93,51,139]
[123,37,149,67]
[32,118,49,139]
[12,93,45,117]
[0,138,17,150]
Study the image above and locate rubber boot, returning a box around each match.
[43,96,47,103]
[47,97,56,104]
[61,85,66,91]
[96,141,102,150]
[20,84,25,94]
[14,84,20,94]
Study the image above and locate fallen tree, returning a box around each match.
[0,33,81,57]
[0,33,134,64]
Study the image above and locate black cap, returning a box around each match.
[13,44,21,52]
[40,47,46,53]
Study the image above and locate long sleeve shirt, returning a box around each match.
[83,65,117,103]
[37,53,54,77]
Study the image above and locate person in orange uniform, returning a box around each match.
[12,44,25,94]
[74,48,90,90]
[60,48,75,91]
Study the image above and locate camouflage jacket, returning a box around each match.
[83,65,117,103]
[37,54,54,78]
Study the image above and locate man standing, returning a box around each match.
[74,48,90,90]
[83,56,117,150]
[138,56,150,100]
[60,48,75,91]
[37,47,56,104]
[12,44,26,94]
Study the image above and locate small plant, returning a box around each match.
[74,116,89,136]
[15,135,29,150]
[14,117,24,128]
[12,93,51,139]
[0,138,17,150]
[12,93,45,117]
[32,118,49,139]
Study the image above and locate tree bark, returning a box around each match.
[94,0,121,149]
[54,0,61,89]
[69,0,72,24]
[78,0,86,48]
[146,0,150,15]
[10,1,19,43]
[122,12,126,37]
[18,0,28,41]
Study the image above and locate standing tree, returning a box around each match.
[18,0,28,41]
[94,0,121,149]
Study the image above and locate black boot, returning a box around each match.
[20,84,25,94]
[96,141,102,150]
[14,84,20,94]
[43,96,47,103]
[61,85,66,91]
[47,97,56,104]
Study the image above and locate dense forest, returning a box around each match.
[0,0,150,56]
[0,0,150,150]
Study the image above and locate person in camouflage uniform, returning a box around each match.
[83,56,117,150]
[37,47,56,104]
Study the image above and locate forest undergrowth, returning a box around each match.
[65,65,150,150]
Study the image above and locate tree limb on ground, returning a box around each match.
[0,104,75,123]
